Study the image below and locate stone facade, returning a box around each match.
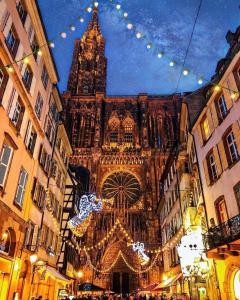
[63,8,181,292]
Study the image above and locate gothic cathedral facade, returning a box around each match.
[63,8,181,292]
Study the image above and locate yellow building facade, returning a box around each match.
[192,27,240,300]
[0,1,72,299]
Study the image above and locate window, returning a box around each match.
[16,1,27,25]
[24,222,38,251]
[45,117,56,144]
[110,132,118,143]
[225,131,239,164]
[207,152,218,182]
[22,65,33,92]
[215,197,228,224]
[14,168,28,207]
[5,26,19,58]
[24,121,37,155]
[124,133,133,143]
[31,35,39,60]
[234,182,240,212]
[201,117,210,141]
[0,144,13,188]
[41,65,49,89]
[35,93,43,119]
[32,179,46,210]
[216,95,228,121]
[11,97,25,130]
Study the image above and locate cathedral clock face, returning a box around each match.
[102,172,141,207]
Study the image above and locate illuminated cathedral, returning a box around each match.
[62,8,181,292]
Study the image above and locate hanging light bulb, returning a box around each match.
[214,85,221,92]
[157,52,163,58]
[123,12,128,18]
[147,43,152,49]
[169,61,175,67]
[70,25,76,31]
[60,32,67,38]
[37,49,42,56]
[6,65,14,73]
[87,7,92,13]
[116,4,121,10]
[79,17,84,23]
[23,56,29,64]
[136,32,142,39]
[198,77,203,85]
[231,92,238,100]
[94,1,99,7]
[183,69,189,76]
[127,23,133,30]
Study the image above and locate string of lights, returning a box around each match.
[84,248,160,274]
[106,0,239,97]
[2,1,96,73]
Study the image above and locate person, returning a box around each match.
[35,297,43,300]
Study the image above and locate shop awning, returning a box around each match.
[154,273,182,289]
[46,266,70,282]
[78,283,105,292]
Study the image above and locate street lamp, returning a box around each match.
[77,271,84,278]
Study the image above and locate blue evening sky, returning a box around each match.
[38,0,240,95]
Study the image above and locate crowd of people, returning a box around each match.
[61,293,190,300]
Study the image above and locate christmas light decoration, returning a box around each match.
[68,194,103,237]
[132,241,150,265]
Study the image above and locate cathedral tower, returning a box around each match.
[67,7,107,95]
[62,8,181,292]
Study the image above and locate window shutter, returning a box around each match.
[232,121,240,154]
[211,104,219,128]
[24,120,31,145]
[15,43,24,66]
[207,108,214,135]
[202,159,210,186]
[12,38,20,59]
[197,126,203,147]
[225,93,233,111]
[31,177,37,198]
[2,14,12,37]
[24,14,31,32]
[16,103,25,131]
[213,146,222,177]
[30,76,36,96]
[23,223,32,247]
[217,140,229,170]
[30,225,39,251]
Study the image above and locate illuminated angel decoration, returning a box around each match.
[68,193,102,237]
[132,241,150,265]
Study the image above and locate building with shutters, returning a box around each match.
[0,1,72,299]
[191,26,240,300]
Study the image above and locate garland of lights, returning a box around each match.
[84,248,160,274]
[1,0,239,98]
[106,0,239,98]
[2,1,95,73]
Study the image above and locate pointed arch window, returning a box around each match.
[124,123,133,144]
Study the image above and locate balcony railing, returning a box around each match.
[205,214,240,249]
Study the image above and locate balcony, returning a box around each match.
[205,214,240,250]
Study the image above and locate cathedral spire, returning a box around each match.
[67,6,107,96]
[87,7,100,31]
